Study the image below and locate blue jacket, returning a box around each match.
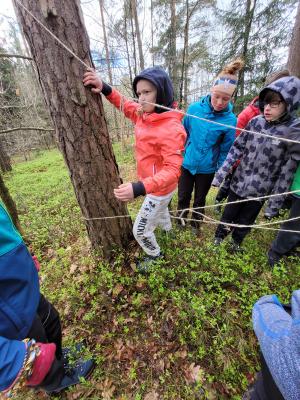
[182,95,236,174]
[253,290,300,400]
[0,202,39,391]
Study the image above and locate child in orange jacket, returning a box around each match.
[83,67,186,271]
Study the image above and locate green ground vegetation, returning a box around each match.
[5,147,300,400]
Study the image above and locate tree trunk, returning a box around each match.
[179,0,189,107]
[169,0,177,97]
[236,0,257,101]
[98,0,120,141]
[151,0,154,66]
[287,0,300,77]
[13,0,132,258]
[0,173,22,234]
[130,0,144,71]
[124,9,134,87]
[0,141,12,172]
[99,0,113,84]
[129,1,138,76]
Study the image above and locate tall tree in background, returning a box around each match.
[0,49,16,171]
[287,0,300,77]
[99,0,113,85]
[152,0,213,101]
[99,0,120,140]
[178,0,214,107]
[131,0,145,70]
[218,0,297,109]
[13,0,132,258]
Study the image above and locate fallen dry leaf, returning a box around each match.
[112,284,124,298]
[184,363,205,384]
[144,390,159,400]
[69,263,77,274]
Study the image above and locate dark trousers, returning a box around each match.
[27,294,65,391]
[270,195,300,257]
[249,353,284,400]
[177,167,214,228]
[215,190,263,245]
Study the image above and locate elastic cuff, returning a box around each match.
[132,181,146,198]
[101,82,112,96]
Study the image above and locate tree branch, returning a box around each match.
[0,53,33,61]
[0,104,34,110]
[0,127,54,134]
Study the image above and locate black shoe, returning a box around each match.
[229,240,243,253]
[213,237,223,246]
[62,342,84,371]
[46,358,94,394]
[137,253,164,274]
[191,226,200,236]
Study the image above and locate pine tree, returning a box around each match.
[216,0,297,110]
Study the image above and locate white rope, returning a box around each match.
[84,210,300,233]
[192,209,300,227]
[14,0,300,235]
[125,99,300,145]
[173,190,300,220]
[83,189,300,221]
[14,0,300,146]
[170,214,300,234]
[14,0,91,70]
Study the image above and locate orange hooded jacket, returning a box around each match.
[106,88,187,196]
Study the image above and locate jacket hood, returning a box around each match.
[132,67,174,114]
[259,76,300,115]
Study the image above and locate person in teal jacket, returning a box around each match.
[0,202,94,397]
[177,58,243,232]
[268,163,300,267]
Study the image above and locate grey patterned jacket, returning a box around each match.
[213,76,300,216]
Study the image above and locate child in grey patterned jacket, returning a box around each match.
[212,76,300,250]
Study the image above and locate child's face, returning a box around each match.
[136,79,157,113]
[263,101,286,122]
[210,90,231,111]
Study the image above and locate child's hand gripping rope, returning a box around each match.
[83,68,103,93]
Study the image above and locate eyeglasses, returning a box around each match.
[261,101,282,109]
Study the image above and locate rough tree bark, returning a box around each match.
[287,0,300,77]
[13,0,132,258]
[0,173,22,233]
[0,141,12,172]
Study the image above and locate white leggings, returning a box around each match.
[133,191,174,256]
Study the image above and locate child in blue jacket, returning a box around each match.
[0,202,93,397]
[177,58,243,233]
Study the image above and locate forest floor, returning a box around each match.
[6,146,299,400]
